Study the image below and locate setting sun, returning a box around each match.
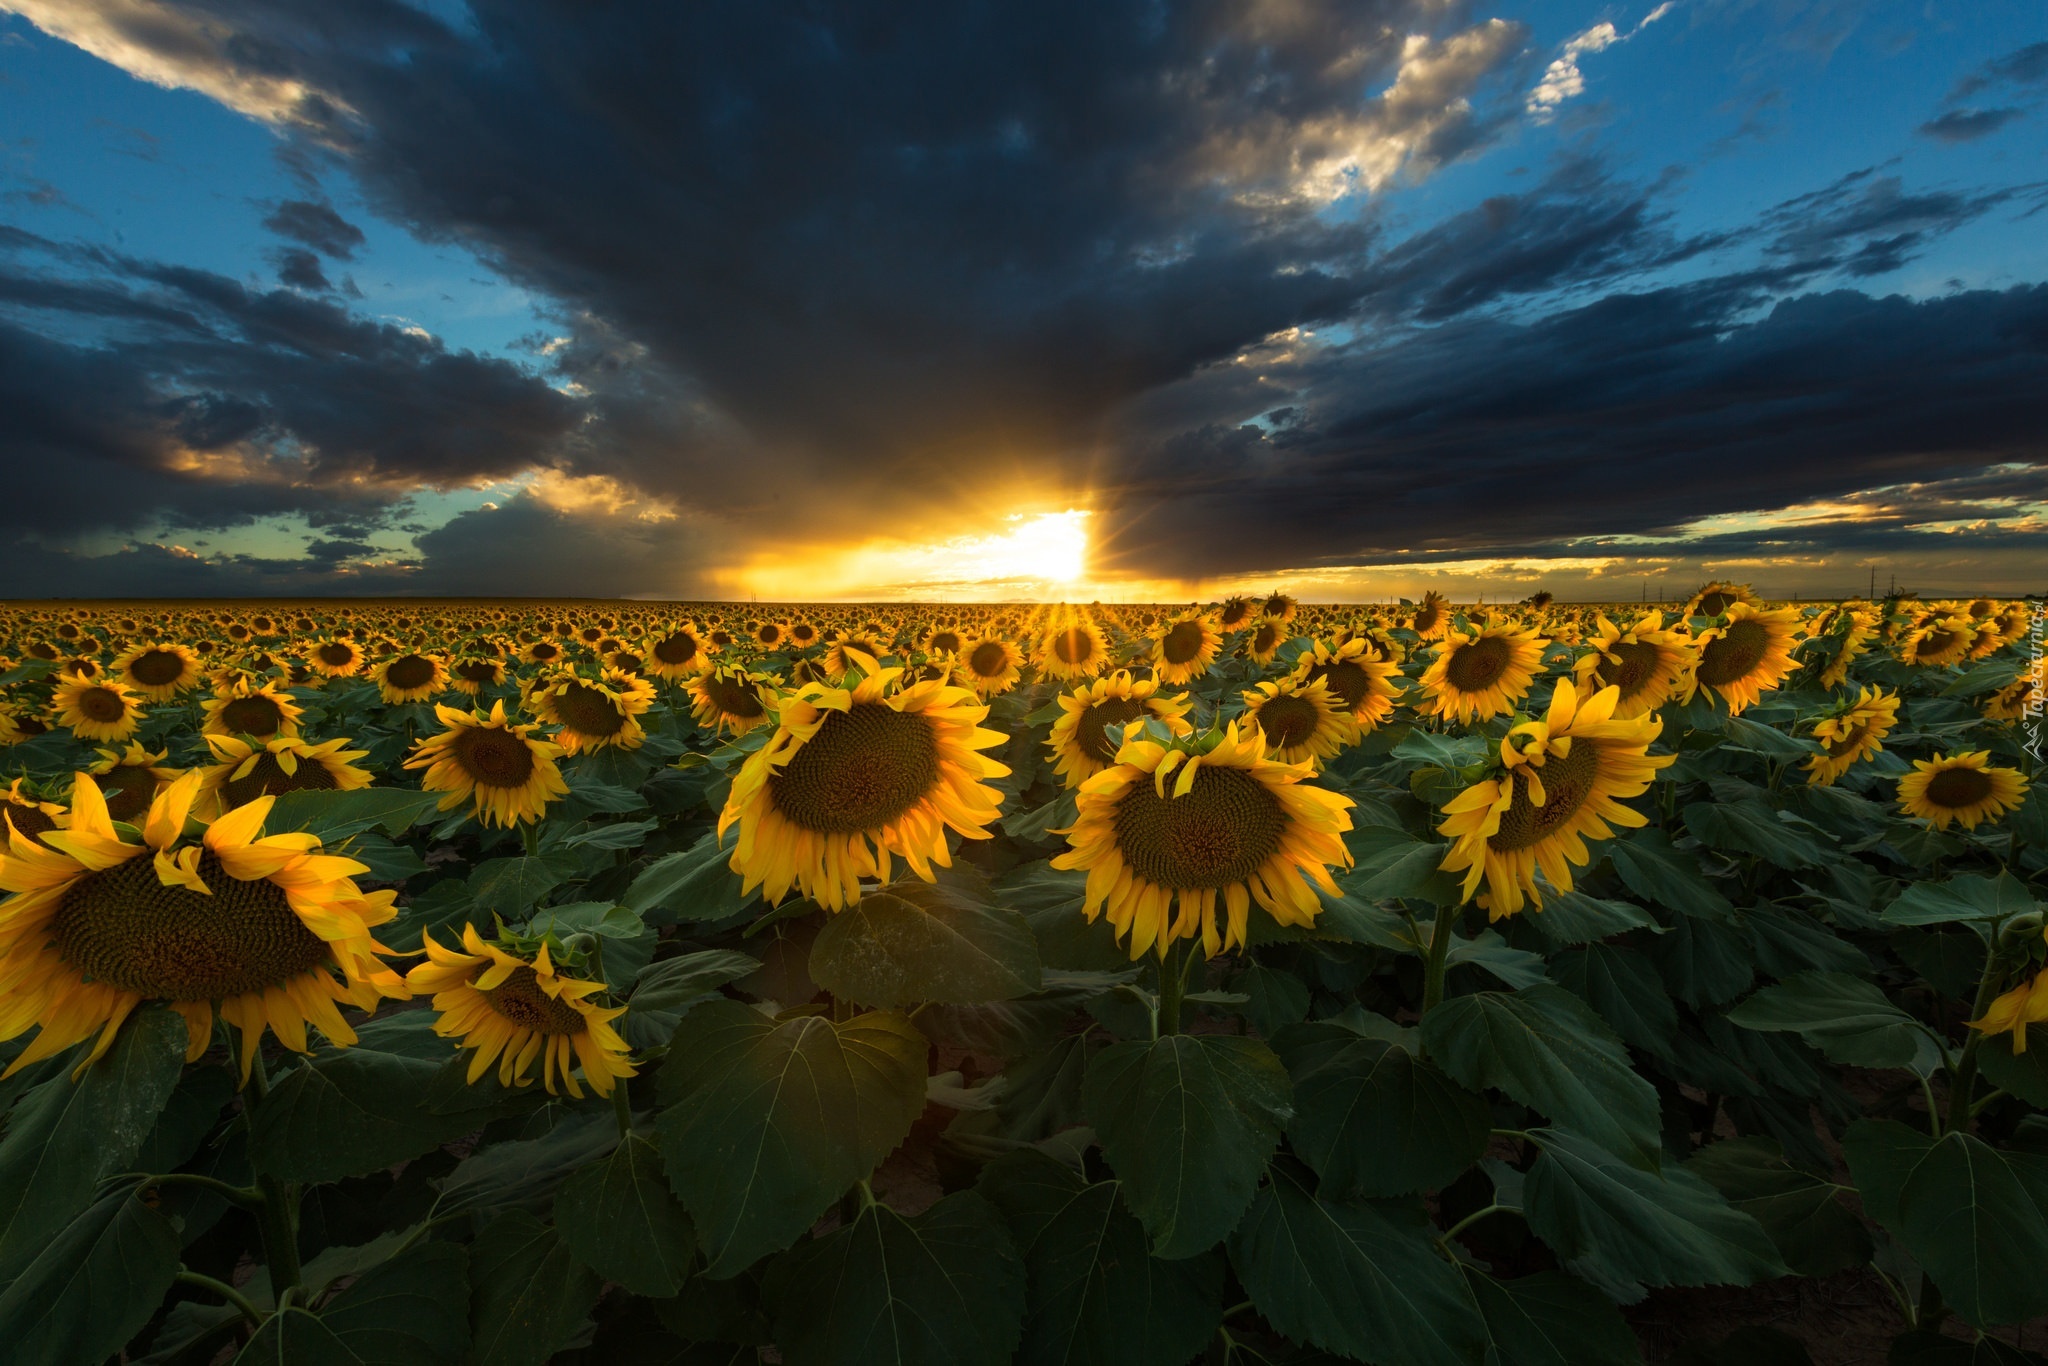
[731,508,1092,600]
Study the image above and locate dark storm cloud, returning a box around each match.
[271,246,330,290]
[1759,169,2023,279]
[260,198,366,259]
[1918,108,2024,145]
[1920,41,2046,146]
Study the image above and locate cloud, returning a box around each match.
[261,198,365,258]
[1918,107,2025,144]
[271,246,329,290]
[1527,3,1673,122]
[1920,40,2047,147]
[1759,168,2025,279]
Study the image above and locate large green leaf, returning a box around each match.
[1551,943,1677,1059]
[0,1005,185,1279]
[1725,972,1941,1073]
[1274,1024,1489,1199]
[468,853,579,920]
[1978,1026,2048,1106]
[1228,1162,1488,1366]
[1083,1034,1292,1258]
[1521,1128,1787,1300]
[1841,1120,2048,1328]
[434,1114,619,1221]
[630,949,763,1014]
[1685,1137,1871,1278]
[1646,911,1754,1008]
[657,1001,927,1276]
[557,1133,697,1296]
[234,1308,358,1366]
[1421,985,1661,1168]
[266,788,443,842]
[248,1046,479,1184]
[1461,1269,1642,1366]
[468,1210,603,1366]
[1606,829,1735,921]
[0,1186,180,1366]
[772,1191,1026,1366]
[1882,873,2037,927]
[320,1240,471,1366]
[978,1150,1223,1366]
[625,831,757,923]
[809,878,1042,1007]
[1683,801,1832,870]
[1527,891,1657,946]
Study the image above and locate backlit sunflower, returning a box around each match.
[1571,612,1694,719]
[1970,965,2048,1054]
[1149,611,1222,686]
[1899,615,1976,669]
[1803,687,1899,786]
[1037,616,1110,682]
[51,676,145,743]
[200,678,303,740]
[1,778,65,843]
[687,664,779,738]
[1410,591,1452,642]
[1288,637,1400,730]
[1418,620,1549,725]
[1683,581,1759,619]
[1437,681,1674,920]
[450,656,508,695]
[112,641,203,701]
[1896,752,2029,831]
[200,734,374,809]
[1051,723,1354,959]
[1047,672,1193,788]
[1217,597,1257,630]
[406,926,634,1099]
[1240,676,1359,769]
[1246,618,1287,667]
[956,637,1025,698]
[528,668,657,753]
[85,744,182,822]
[824,634,890,683]
[0,772,407,1081]
[304,638,366,679]
[522,638,567,669]
[718,652,1010,911]
[1262,593,1299,624]
[1689,603,1800,715]
[1805,602,1878,689]
[373,651,448,704]
[751,620,786,651]
[1982,676,2038,723]
[406,701,569,828]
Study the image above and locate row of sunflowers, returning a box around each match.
[0,585,2040,1366]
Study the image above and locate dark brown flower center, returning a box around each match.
[483,965,588,1034]
[217,695,286,737]
[1112,765,1287,890]
[5,804,56,840]
[450,725,539,789]
[53,852,330,1000]
[1414,600,1444,634]
[551,682,628,737]
[1924,766,1993,808]
[223,752,342,807]
[1077,696,1147,763]
[457,659,501,684]
[770,703,938,834]
[1695,590,1740,617]
[1488,741,1603,853]
[317,642,357,667]
[1914,630,1957,660]
[385,654,437,691]
[1824,722,1871,759]
[1443,636,1512,693]
[1595,641,1663,698]
[1304,659,1369,711]
[76,687,130,724]
[1255,695,1322,750]
[929,630,962,655]
[1162,620,1208,665]
[1696,620,1770,686]
[529,641,561,662]
[127,649,189,687]
[1253,622,1281,653]
[1052,628,1097,665]
[701,673,767,719]
[969,641,1010,676]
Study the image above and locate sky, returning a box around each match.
[0,0,2044,603]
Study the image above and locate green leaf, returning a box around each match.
[1978,1026,2048,1107]
[0,1005,186,1279]
[249,1046,479,1184]
[1462,1269,1642,1366]
[557,1134,697,1296]
[0,1187,180,1366]
[625,831,756,923]
[772,1191,1026,1366]
[630,949,762,1013]
[468,1210,603,1366]
[1528,891,1657,946]
[433,1113,618,1220]
[266,787,443,842]
[1725,973,1941,1073]
[320,1240,471,1366]
[977,1150,1223,1366]
[1228,1161,1488,1366]
[1083,1034,1292,1258]
[1421,985,1661,1169]
[1445,930,1550,989]
[1842,1120,2048,1328]
[234,1308,357,1366]
[1607,830,1735,921]
[1351,838,1463,907]
[1721,716,1815,758]
[809,877,1042,1007]
[522,899,646,939]
[1882,873,2038,927]
[561,819,660,850]
[657,1001,927,1276]
[469,853,579,920]
[1647,910,1754,1008]
[1552,943,1677,1059]
[1522,1128,1787,1300]
[1684,801,1832,870]
[1274,1026,1489,1199]
[1744,907,1870,978]
[1686,1137,1871,1278]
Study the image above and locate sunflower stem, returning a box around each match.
[1420,903,1459,1018]
[236,1043,302,1294]
[1156,939,1193,1037]
[520,819,540,858]
[135,1172,265,1210]
[1946,946,2010,1136]
[613,1077,634,1139]
[174,1269,264,1328]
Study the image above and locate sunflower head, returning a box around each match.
[1689,602,1800,716]
[201,733,374,809]
[201,678,304,741]
[1048,671,1194,788]
[51,676,145,743]
[1571,612,1694,720]
[1288,637,1400,729]
[1896,751,2029,831]
[688,664,780,737]
[1411,591,1452,641]
[529,668,656,753]
[956,636,1025,698]
[374,651,448,704]
[1683,581,1760,620]
[450,656,508,695]
[305,637,366,678]
[1149,612,1222,686]
[1418,619,1550,725]
[1803,686,1899,787]
[85,743,182,822]
[405,700,569,828]
[1037,615,1110,682]
[1240,675,1359,770]
[113,641,203,700]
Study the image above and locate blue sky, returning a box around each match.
[0,0,2043,600]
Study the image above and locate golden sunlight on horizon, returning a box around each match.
[728,509,1095,601]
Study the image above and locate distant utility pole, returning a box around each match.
[1869,567,1875,600]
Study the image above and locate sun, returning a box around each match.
[972,510,1090,583]
[731,507,1092,599]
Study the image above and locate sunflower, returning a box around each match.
[200,678,303,741]
[1803,687,1900,787]
[956,637,1025,699]
[1982,676,2038,723]
[304,638,366,679]
[1683,581,1759,619]
[824,634,891,683]
[0,772,407,1081]
[450,656,508,695]
[1571,613,1694,719]
[687,664,779,738]
[1047,672,1194,788]
[1437,681,1674,920]
[85,744,182,822]
[787,620,819,650]
[924,625,966,658]
[1806,602,1878,690]
[1969,966,2048,1054]
[1245,618,1287,667]
[1262,593,1298,624]
[200,734,374,809]
[1240,676,1359,769]
[1896,752,2029,831]
[1149,611,1222,686]
[1288,637,1400,730]
[406,926,634,1099]
[1899,615,1976,669]
[751,620,787,651]
[1051,723,1353,959]
[1037,615,1111,683]
[406,701,569,828]
[1,778,65,843]
[1689,603,1800,715]
[373,652,448,705]
[1418,620,1549,725]
[528,669,657,753]
[111,641,203,701]
[718,652,1010,911]
[522,638,568,669]
[1216,597,1257,631]
[50,676,145,743]
[1410,590,1452,642]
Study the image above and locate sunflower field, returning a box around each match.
[0,589,2041,1366]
